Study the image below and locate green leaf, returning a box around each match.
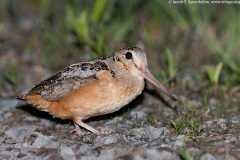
[204,65,214,84]
[179,149,193,160]
[96,33,105,54]
[204,62,223,86]
[65,5,74,31]
[171,120,177,129]
[214,62,223,85]
[166,47,175,79]
[188,119,195,131]
[92,0,108,24]
[2,126,7,133]
[72,11,93,46]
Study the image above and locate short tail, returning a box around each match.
[15,94,28,100]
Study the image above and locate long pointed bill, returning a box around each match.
[140,68,177,101]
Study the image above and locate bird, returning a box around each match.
[17,47,177,136]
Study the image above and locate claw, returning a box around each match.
[70,122,85,137]
[74,119,111,136]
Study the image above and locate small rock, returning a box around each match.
[176,135,185,140]
[216,118,226,124]
[4,129,19,138]
[0,99,23,116]
[209,98,217,105]
[204,120,213,127]
[125,120,134,126]
[173,140,184,148]
[46,154,64,160]
[2,112,12,119]
[132,126,168,141]
[30,132,54,148]
[189,147,200,154]
[147,149,181,160]
[201,133,207,137]
[200,153,217,160]
[219,123,227,130]
[146,126,168,141]
[78,144,98,157]
[197,133,207,139]
[0,151,19,159]
[170,136,177,141]
[60,146,76,160]
[231,116,239,124]
[132,148,181,160]
[96,148,115,160]
[132,128,146,140]
[224,136,237,143]
[103,134,120,145]
[130,110,147,119]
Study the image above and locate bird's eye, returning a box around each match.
[125,52,132,59]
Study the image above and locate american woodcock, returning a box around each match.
[17,47,177,136]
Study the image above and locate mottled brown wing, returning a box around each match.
[23,60,112,102]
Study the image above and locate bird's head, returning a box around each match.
[113,47,177,101]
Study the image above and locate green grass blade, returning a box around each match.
[166,47,175,78]
[214,62,223,85]
[92,0,108,24]
[204,65,214,85]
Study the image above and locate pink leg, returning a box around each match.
[70,122,85,136]
[74,120,110,136]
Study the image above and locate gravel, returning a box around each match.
[0,98,240,159]
[200,153,217,160]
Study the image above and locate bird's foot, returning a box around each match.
[74,119,111,136]
[70,122,85,137]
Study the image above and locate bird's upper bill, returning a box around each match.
[140,68,177,101]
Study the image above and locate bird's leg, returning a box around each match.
[71,122,85,136]
[74,120,110,136]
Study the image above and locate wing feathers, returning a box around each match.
[22,59,113,102]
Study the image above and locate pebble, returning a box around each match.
[60,146,76,160]
[224,136,238,143]
[145,126,168,141]
[176,135,186,140]
[216,118,226,124]
[4,129,19,139]
[132,126,168,141]
[132,148,181,160]
[209,98,217,105]
[204,120,213,127]
[189,147,200,154]
[30,132,57,148]
[200,153,217,160]
[130,110,147,119]
[0,99,22,110]
[173,140,185,148]
[231,116,239,124]
[1,97,240,159]
[46,154,64,160]
[102,134,121,145]
[78,144,99,157]
[213,136,238,146]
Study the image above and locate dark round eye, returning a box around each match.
[125,52,132,59]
